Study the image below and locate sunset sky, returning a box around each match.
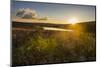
[12,1,96,24]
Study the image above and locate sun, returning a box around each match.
[68,18,79,24]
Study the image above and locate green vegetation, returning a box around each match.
[12,29,96,66]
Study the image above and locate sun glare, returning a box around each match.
[68,18,79,24]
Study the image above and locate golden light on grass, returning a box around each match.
[68,18,79,24]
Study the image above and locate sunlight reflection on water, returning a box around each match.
[43,27,73,32]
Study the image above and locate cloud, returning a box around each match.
[16,8,37,19]
[15,8,48,20]
[38,16,48,20]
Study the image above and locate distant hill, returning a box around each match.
[12,21,96,33]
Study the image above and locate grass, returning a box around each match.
[12,29,96,66]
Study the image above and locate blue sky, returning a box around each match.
[11,1,96,22]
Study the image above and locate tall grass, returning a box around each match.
[12,30,96,66]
